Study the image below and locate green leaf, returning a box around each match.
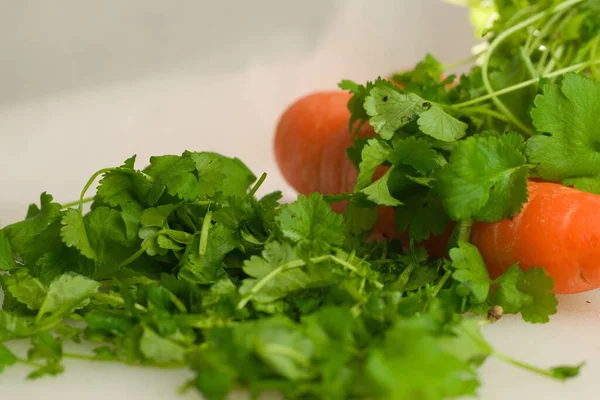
[84,310,134,336]
[3,193,63,264]
[60,209,96,260]
[338,79,378,132]
[37,273,100,321]
[95,168,149,214]
[141,204,178,228]
[28,332,62,362]
[366,316,479,399]
[449,242,491,304]
[361,167,403,206]
[144,154,200,205]
[85,207,139,265]
[395,189,450,241]
[490,265,557,323]
[1,269,47,310]
[527,73,600,193]
[354,139,391,191]
[364,81,428,139]
[239,242,335,303]
[140,326,186,364]
[389,136,445,174]
[277,193,345,247]
[0,344,17,373]
[187,152,256,198]
[437,133,529,222]
[178,224,238,284]
[0,230,16,270]
[0,311,36,340]
[418,105,468,142]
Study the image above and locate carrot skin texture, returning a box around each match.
[471,181,600,294]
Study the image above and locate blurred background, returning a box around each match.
[0,0,476,224]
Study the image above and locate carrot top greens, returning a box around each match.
[1,1,598,399]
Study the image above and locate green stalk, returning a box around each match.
[119,240,153,268]
[457,219,473,243]
[78,168,113,215]
[248,172,268,198]
[453,61,600,109]
[199,210,213,255]
[61,197,94,209]
[493,351,565,381]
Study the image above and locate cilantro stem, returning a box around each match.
[92,292,148,312]
[199,210,213,256]
[61,197,94,209]
[248,172,267,198]
[78,168,113,215]
[493,351,565,381]
[119,240,153,268]
[519,46,538,80]
[452,61,600,110]
[479,0,584,135]
[62,352,183,369]
[456,106,509,122]
[328,256,383,289]
[16,358,44,368]
[432,269,452,298]
[443,51,484,71]
[457,219,473,243]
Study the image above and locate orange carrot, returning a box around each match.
[273,90,600,294]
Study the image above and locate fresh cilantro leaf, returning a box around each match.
[141,204,178,228]
[527,73,600,193]
[418,105,468,142]
[144,155,199,205]
[344,202,378,235]
[1,269,47,310]
[338,79,378,132]
[37,273,100,321]
[28,332,62,362]
[239,242,335,304]
[178,224,238,284]
[277,193,345,247]
[489,265,557,323]
[361,167,403,206]
[95,168,149,215]
[551,363,585,380]
[0,230,16,270]
[354,139,391,191]
[188,152,256,198]
[0,311,36,340]
[364,81,428,139]
[366,316,479,399]
[437,133,529,221]
[449,242,491,304]
[140,326,186,364]
[0,344,17,373]
[84,311,134,336]
[396,188,450,241]
[389,136,445,173]
[60,209,96,260]
[3,193,63,264]
[85,207,140,265]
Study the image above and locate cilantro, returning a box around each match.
[437,133,529,222]
[360,167,403,206]
[527,73,600,193]
[1,269,47,310]
[277,193,345,248]
[0,344,17,373]
[449,242,491,304]
[140,326,186,364]
[364,81,428,140]
[418,105,468,142]
[490,265,557,323]
[0,230,16,270]
[354,139,391,191]
[60,209,96,260]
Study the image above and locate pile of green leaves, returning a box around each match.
[0,0,597,399]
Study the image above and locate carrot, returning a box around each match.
[471,181,600,294]
[273,90,600,294]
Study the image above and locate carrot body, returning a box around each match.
[273,90,600,294]
[471,181,600,294]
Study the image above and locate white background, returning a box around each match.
[1,1,598,399]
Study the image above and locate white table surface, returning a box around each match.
[1,1,598,399]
